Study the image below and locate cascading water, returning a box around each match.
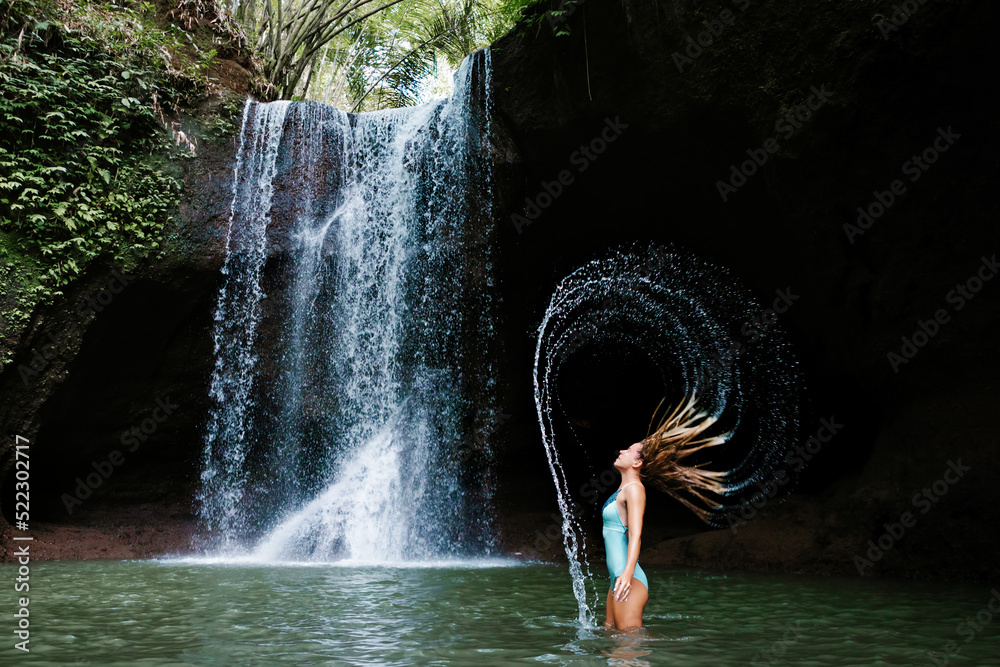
[198,100,291,547]
[532,243,806,626]
[198,50,499,563]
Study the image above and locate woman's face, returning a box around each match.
[615,442,644,469]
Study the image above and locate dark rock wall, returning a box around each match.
[488,0,999,580]
[1,0,997,580]
[0,110,234,539]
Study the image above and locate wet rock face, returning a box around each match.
[487,0,1000,580]
[0,121,237,537]
[2,0,998,578]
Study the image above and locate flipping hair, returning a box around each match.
[638,392,729,523]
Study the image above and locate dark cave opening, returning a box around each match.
[2,277,215,525]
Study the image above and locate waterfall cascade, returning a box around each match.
[533,243,806,625]
[198,50,499,563]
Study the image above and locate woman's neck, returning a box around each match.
[618,470,642,488]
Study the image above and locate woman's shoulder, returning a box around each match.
[621,480,646,495]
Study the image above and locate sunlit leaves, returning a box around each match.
[237,0,518,103]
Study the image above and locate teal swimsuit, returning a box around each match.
[602,482,649,592]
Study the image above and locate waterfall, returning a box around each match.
[198,100,291,546]
[198,50,499,563]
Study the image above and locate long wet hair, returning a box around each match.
[637,392,729,523]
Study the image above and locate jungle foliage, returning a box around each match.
[231,0,553,105]
[0,0,218,358]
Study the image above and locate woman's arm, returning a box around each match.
[623,484,645,576]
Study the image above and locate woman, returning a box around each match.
[602,392,729,631]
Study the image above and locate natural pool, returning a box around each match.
[7,559,999,665]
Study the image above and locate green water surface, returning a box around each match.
[3,559,998,665]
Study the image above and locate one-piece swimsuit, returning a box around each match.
[601,481,648,592]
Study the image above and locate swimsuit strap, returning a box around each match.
[618,481,640,493]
